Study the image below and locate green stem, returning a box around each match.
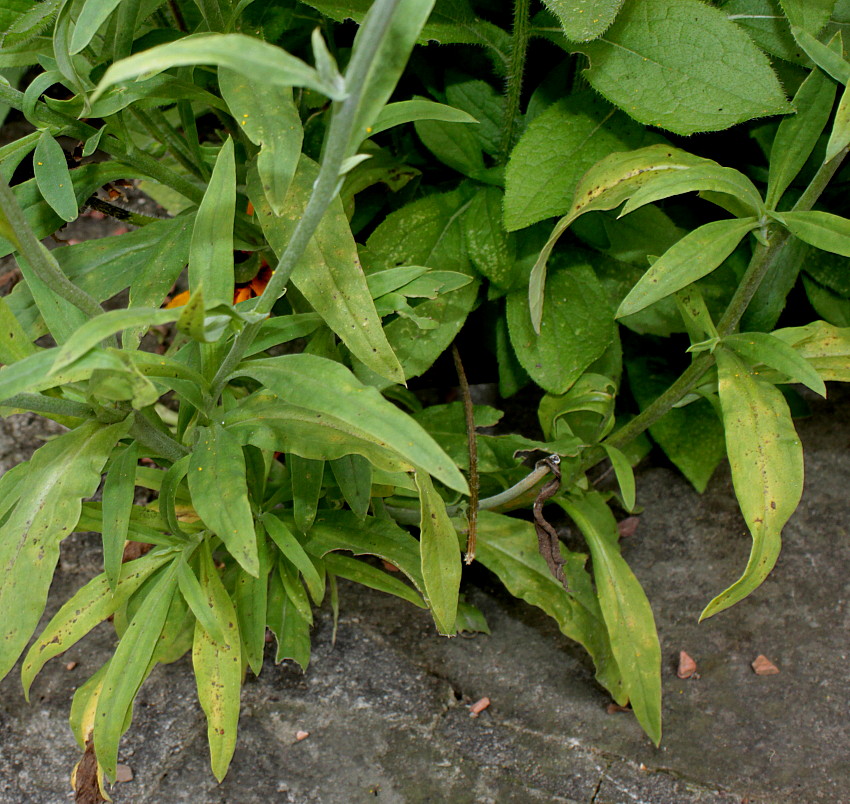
[0,174,108,325]
[1,393,92,419]
[208,0,402,403]
[130,411,189,463]
[499,0,531,161]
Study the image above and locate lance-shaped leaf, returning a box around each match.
[231,355,468,494]
[602,444,636,511]
[249,157,404,384]
[330,454,372,519]
[33,130,77,222]
[777,210,850,258]
[0,419,130,682]
[772,320,850,381]
[288,455,324,535]
[304,509,427,602]
[723,332,826,396]
[51,307,178,372]
[529,144,711,331]
[263,513,325,604]
[620,165,765,219]
[766,67,836,209]
[558,492,661,745]
[791,26,850,84]
[101,441,138,593]
[616,217,758,318]
[188,423,258,576]
[701,348,804,619]
[219,68,302,216]
[21,550,170,698]
[826,80,850,164]
[544,0,624,41]
[70,0,123,53]
[574,0,791,136]
[371,100,477,136]
[780,0,832,36]
[190,137,235,308]
[415,471,461,636]
[95,561,178,779]
[192,541,242,782]
[92,33,345,103]
[344,0,436,156]
[234,532,269,676]
[475,510,624,703]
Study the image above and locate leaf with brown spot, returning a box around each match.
[192,540,242,782]
[701,348,803,620]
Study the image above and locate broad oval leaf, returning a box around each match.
[509,259,614,394]
[558,492,661,745]
[616,217,758,318]
[544,0,624,41]
[93,33,344,104]
[231,354,468,494]
[188,423,259,577]
[504,93,661,232]
[415,471,461,635]
[701,348,804,619]
[574,0,792,135]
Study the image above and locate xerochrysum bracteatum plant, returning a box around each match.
[1,0,850,792]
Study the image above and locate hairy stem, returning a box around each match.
[499,0,531,161]
[0,174,108,326]
[1,393,92,419]
[208,0,401,402]
[130,411,189,463]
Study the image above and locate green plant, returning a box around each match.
[1,0,850,794]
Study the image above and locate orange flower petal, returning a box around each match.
[233,285,253,304]
[164,289,191,309]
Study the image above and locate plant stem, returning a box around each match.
[208,0,401,403]
[130,411,189,463]
[131,107,206,181]
[0,174,108,325]
[1,393,92,419]
[499,0,531,161]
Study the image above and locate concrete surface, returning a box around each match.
[0,389,848,804]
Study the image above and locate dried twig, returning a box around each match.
[452,343,479,564]
[532,454,567,588]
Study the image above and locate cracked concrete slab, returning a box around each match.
[1,389,849,803]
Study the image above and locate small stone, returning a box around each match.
[65,661,77,671]
[751,655,780,675]
[295,730,310,741]
[677,651,697,679]
[115,764,134,783]
[617,516,640,539]
[469,697,491,717]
